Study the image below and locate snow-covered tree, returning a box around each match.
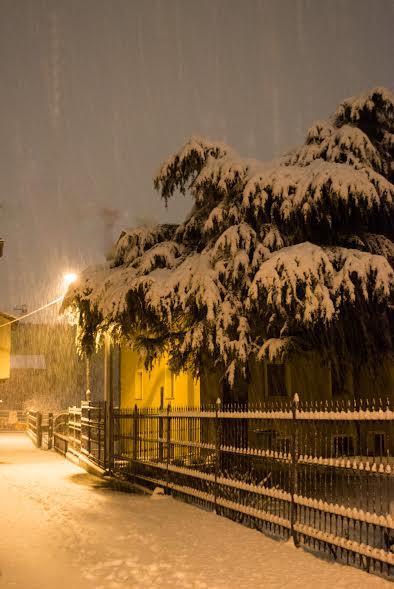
[63,87,394,386]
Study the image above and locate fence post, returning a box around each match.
[159,387,164,463]
[103,401,107,470]
[36,412,42,448]
[166,403,171,492]
[98,404,101,466]
[214,397,221,514]
[132,404,138,484]
[47,413,53,450]
[104,333,113,473]
[290,393,299,547]
[109,402,114,474]
[88,403,92,457]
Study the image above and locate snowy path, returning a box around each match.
[0,434,391,589]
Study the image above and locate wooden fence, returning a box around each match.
[112,397,394,577]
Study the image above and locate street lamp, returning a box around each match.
[63,272,78,288]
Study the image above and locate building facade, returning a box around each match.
[0,312,14,381]
[119,346,200,409]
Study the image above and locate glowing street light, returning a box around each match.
[63,272,78,288]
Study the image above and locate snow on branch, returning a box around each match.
[112,224,177,267]
[288,122,383,172]
[333,87,394,182]
[249,243,393,327]
[154,136,232,203]
[243,160,393,228]
[333,87,394,131]
[63,87,394,379]
[344,234,394,266]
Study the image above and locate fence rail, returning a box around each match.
[112,397,394,577]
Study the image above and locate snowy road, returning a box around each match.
[0,434,391,589]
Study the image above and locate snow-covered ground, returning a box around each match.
[0,434,391,589]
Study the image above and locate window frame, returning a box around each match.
[165,367,176,400]
[332,434,355,457]
[367,430,386,456]
[264,362,289,398]
[135,369,144,401]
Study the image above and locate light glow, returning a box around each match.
[63,272,78,287]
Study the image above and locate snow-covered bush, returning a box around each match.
[63,87,394,383]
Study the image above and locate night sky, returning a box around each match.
[0,0,392,316]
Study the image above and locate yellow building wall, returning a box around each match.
[120,347,200,409]
[118,347,200,461]
[0,316,11,380]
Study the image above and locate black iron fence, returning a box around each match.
[26,411,53,448]
[112,397,394,577]
[53,402,106,470]
[27,411,43,447]
[53,412,69,456]
[67,406,82,458]
[80,402,106,469]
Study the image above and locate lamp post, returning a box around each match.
[85,354,92,403]
[104,333,113,471]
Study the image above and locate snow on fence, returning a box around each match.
[53,403,106,469]
[26,411,53,449]
[26,411,42,447]
[112,397,394,577]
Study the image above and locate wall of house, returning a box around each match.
[355,359,394,399]
[230,353,332,404]
[200,352,393,404]
[120,343,393,409]
[288,353,332,401]
[199,354,332,405]
[0,323,104,410]
[120,347,200,409]
[0,315,11,380]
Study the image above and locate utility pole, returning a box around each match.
[85,354,91,402]
[104,334,113,472]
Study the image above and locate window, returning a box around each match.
[165,368,175,400]
[276,436,291,454]
[333,435,354,457]
[135,370,143,400]
[255,429,277,447]
[266,364,287,397]
[373,433,385,455]
[367,432,385,456]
